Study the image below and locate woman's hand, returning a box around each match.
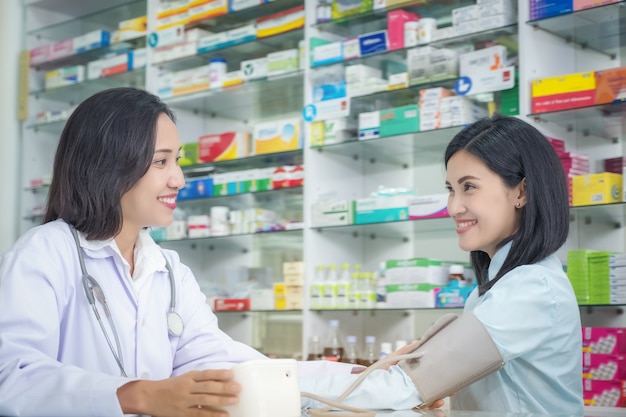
[117,369,241,416]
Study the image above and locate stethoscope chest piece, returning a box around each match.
[167,311,184,337]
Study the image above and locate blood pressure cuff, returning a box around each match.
[398,313,504,406]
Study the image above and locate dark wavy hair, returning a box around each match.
[44,87,175,240]
[445,115,569,295]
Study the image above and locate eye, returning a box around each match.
[154,159,167,166]
[463,182,476,192]
[175,156,182,164]
[445,185,453,193]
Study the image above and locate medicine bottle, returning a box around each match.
[306,335,323,361]
[342,335,359,364]
[449,264,465,284]
[358,335,377,366]
[322,319,344,362]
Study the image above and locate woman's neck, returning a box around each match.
[115,226,139,276]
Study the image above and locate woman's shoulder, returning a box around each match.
[9,220,73,254]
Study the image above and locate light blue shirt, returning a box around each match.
[452,242,583,415]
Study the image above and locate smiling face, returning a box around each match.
[445,150,525,259]
[120,113,185,236]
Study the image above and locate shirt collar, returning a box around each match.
[76,228,167,272]
[487,240,512,282]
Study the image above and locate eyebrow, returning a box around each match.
[154,146,183,154]
[445,175,480,186]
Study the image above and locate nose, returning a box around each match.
[170,164,186,191]
[447,193,465,218]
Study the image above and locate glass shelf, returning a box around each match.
[155,28,304,73]
[157,228,303,251]
[313,0,474,36]
[313,216,454,239]
[27,0,146,42]
[177,185,303,204]
[527,1,626,58]
[29,69,146,104]
[311,24,518,70]
[312,201,626,239]
[529,101,626,140]
[312,125,464,167]
[181,150,303,175]
[163,70,304,122]
[311,306,464,312]
[188,0,303,33]
[26,119,68,134]
[215,309,303,314]
[579,304,626,307]
[30,69,146,104]
[24,185,50,193]
[32,36,146,71]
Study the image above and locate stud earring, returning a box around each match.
[515,202,521,208]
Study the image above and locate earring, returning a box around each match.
[515,202,521,208]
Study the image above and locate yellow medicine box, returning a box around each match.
[572,173,623,206]
[531,71,596,98]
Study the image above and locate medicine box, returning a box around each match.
[583,353,626,380]
[434,282,475,308]
[574,0,618,9]
[358,30,388,56]
[379,105,419,137]
[407,193,449,219]
[358,111,380,140]
[73,30,110,54]
[48,39,74,61]
[583,379,626,407]
[572,173,623,206]
[253,119,302,155]
[241,57,268,80]
[177,177,214,200]
[312,41,343,67]
[529,0,573,20]
[188,0,227,22]
[354,195,409,224]
[531,71,596,113]
[198,131,249,163]
[332,0,373,19]
[255,5,304,38]
[179,142,198,166]
[267,49,299,76]
[311,200,354,227]
[387,10,418,50]
[583,327,626,354]
[229,0,263,12]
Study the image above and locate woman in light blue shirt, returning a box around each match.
[444,115,583,414]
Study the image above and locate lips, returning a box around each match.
[157,195,177,209]
[456,219,477,233]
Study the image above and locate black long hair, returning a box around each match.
[445,115,569,295]
[44,87,176,240]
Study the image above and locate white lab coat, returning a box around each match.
[0,220,422,417]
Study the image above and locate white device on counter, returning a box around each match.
[218,358,301,417]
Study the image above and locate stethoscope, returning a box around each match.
[69,225,184,377]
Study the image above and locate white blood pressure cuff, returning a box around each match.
[398,313,505,406]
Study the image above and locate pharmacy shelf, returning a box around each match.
[157,228,303,251]
[188,0,303,33]
[26,119,67,134]
[155,28,304,73]
[528,1,626,58]
[163,70,304,121]
[177,189,303,216]
[24,185,50,193]
[530,101,626,141]
[313,0,472,36]
[312,126,464,167]
[29,68,146,104]
[181,150,303,176]
[570,201,626,229]
[26,0,146,42]
[32,36,146,71]
[584,405,626,416]
[311,24,518,70]
[311,307,464,312]
[312,217,454,240]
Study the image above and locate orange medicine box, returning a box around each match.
[198,131,249,163]
[572,173,623,206]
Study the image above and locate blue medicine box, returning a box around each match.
[358,30,388,57]
[178,177,214,200]
[529,0,573,20]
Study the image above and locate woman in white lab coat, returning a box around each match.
[0,87,432,417]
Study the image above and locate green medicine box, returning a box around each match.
[380,105,420,137]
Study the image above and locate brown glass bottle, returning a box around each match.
[306,335,323,361]
[322,319,344,362]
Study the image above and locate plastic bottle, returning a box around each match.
[342,335,359,364]
[359,272,376,309]
[375,261,387,308]
[336,263,351,309]
[323,264,338,309]
[306,335,323,361]
[359,335,377,366]
[209,57,227,88]
[379,342,392,360]
[449,264,466,286]
[310,265,326,310]
[323,319,344,362]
